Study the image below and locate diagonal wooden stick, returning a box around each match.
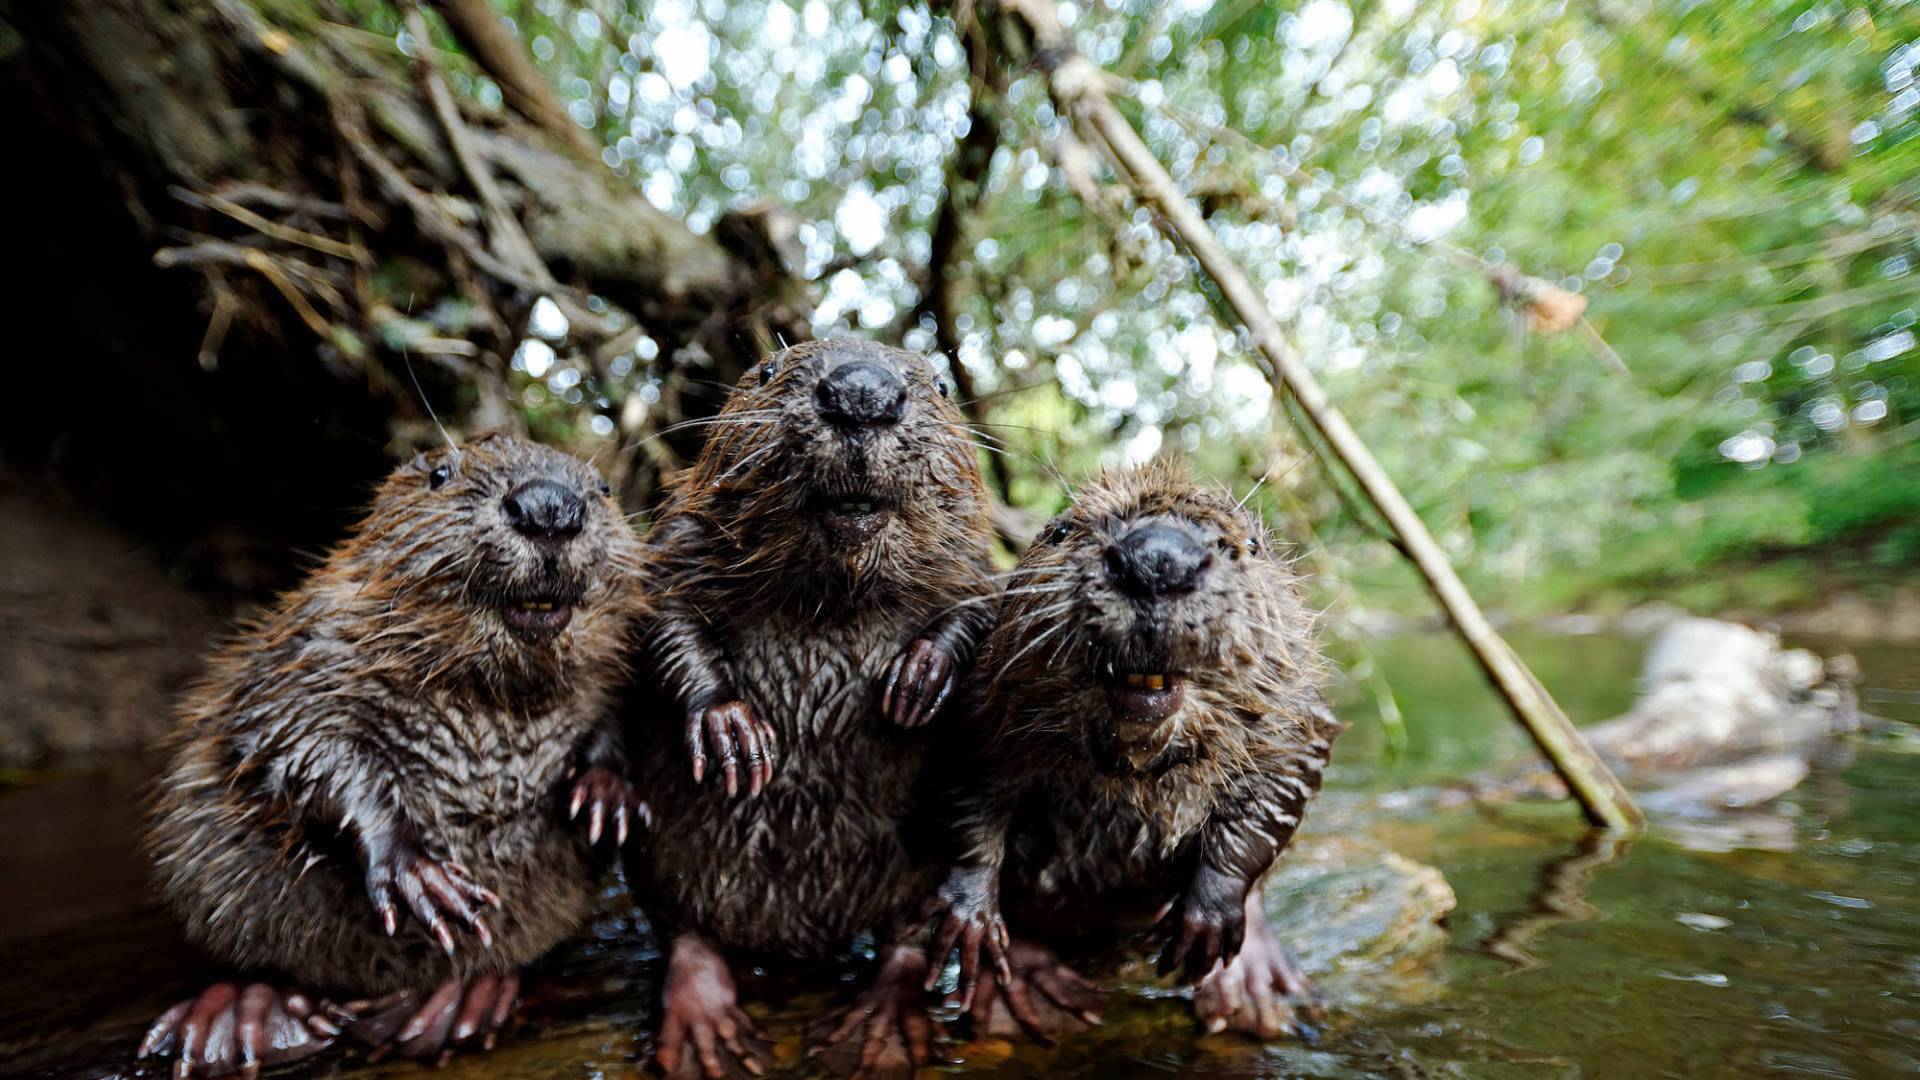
[993,0,1643,831]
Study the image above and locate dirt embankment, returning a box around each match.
[0,486,218,768]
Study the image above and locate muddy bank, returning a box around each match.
[0,487,216,768]
[1351,588,1920,646]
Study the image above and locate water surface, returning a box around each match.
[0,631,1914,1077]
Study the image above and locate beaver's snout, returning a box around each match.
[496,475,596,640]
[503,478,585,545]
[1104,518,1213,600]
[814,359,907,429]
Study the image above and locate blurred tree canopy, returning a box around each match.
[4,0,1915,614]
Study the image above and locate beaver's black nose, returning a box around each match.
[1105,521,1212,599]
[815,360,907,429]
[503,479,585,544]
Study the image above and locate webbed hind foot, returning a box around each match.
[965,937,1104,1044]
[654,933,771,1079]
[347,971,519,1065]
[137,982,339,1079]
[811,945,945,1079]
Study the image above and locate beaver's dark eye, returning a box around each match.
[598,481,612,498]
[1042,520,1071,545]
[756,361,779,383]
[428,464,452,490]
[936,379,952,398]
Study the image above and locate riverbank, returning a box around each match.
[1343,585,1920,646]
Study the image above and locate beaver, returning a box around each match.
[138,433,647,1078]
[624,339,994,1078]
[922,459,1338,1042]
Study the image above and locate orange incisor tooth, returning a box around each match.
[1145,674,1165,690]
[1126,673,1145,688]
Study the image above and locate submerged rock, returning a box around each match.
[1269,836,1456,999]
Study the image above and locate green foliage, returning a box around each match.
[425,0,1919,614]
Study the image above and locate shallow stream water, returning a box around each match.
[0,630,1914,1078]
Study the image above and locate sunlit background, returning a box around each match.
[349,0,1920,625]
[4,5,1920,1078]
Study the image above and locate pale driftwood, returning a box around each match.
[987,0,1643,830]
[1586,616,1862,773]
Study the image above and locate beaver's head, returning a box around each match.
[682,339,988,594]
[339,432,643,697]
[985,459,1315,776]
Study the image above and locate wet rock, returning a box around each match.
[1268,836,1456,997]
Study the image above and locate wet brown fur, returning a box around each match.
[941,460,1336,950]
[145,433,645,995]
[629,339,994,955]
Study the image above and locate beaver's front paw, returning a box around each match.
[1155,864,1247,984]
[923,864,1010,1005]
[363,839,501,955]
[568,765,650,846]
[687,700,775,798]
[881,639,956,728]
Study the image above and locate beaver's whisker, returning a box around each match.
[998,615,1075,675]
[959,427,1016,451]
[718,440,783,479]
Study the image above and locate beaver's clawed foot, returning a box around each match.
[881,639,956,728]
[569,764,651,845]
[138,982,340,1078]
[965,937,1104,1044]
[1155,865,1248,984]
[1192,892,1316,1039]
[656,933,771,1080]
[687,700,776,798]
[811,945,944,1079]
[362,837,501,955]
[347,972,519,1065]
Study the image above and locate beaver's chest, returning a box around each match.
[729,610,919,741]
[386,698,587,856]
[633,607,939,952]
[1005,774,1216,929]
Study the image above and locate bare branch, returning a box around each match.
[986,0,1643,832]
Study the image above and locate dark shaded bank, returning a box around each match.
[0,487,214,765]
[0,0,811,601]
